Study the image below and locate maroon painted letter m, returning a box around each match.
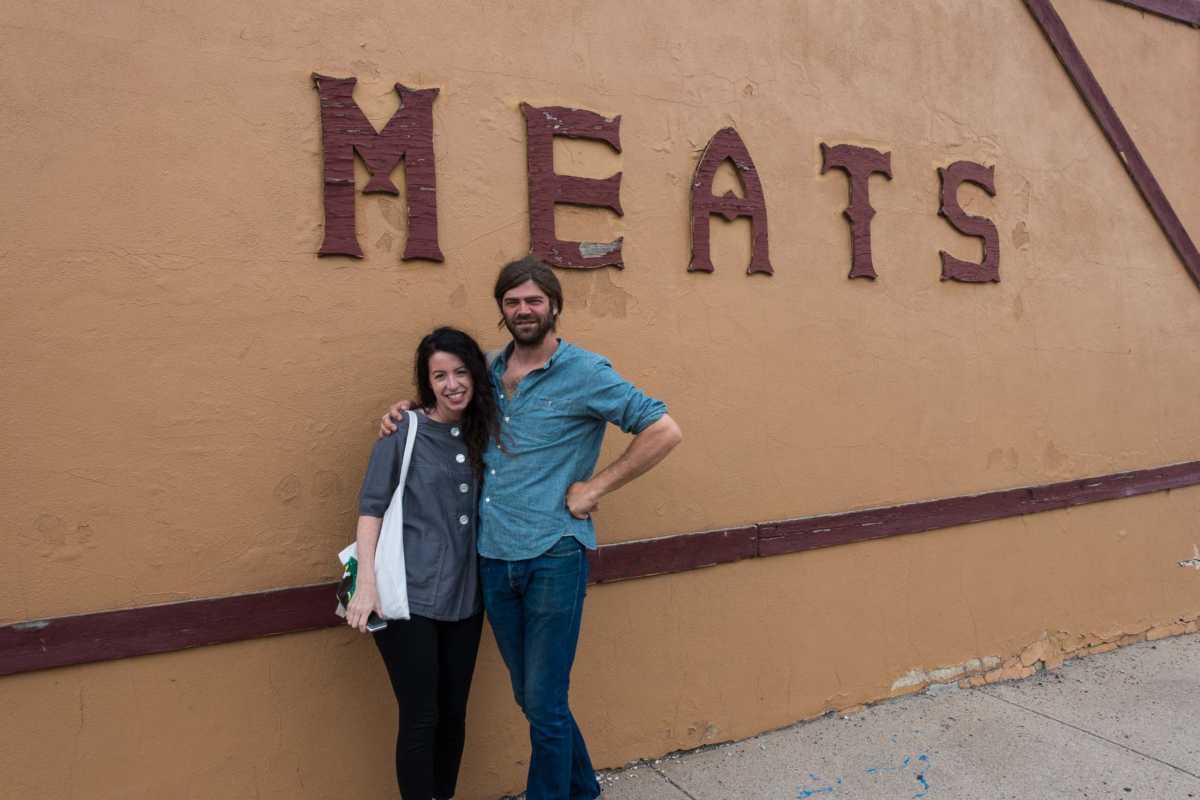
[312,74,443,261]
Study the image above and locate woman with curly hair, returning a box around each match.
[347,326,498,800]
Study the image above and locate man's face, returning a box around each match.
[501,279,556,345]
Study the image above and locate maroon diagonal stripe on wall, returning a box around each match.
[1104,0,1200,26]
[4,459,1200,677]
[1024,0,1200,289]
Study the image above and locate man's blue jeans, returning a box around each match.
[480,536,601,800]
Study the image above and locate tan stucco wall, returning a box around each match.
[2,0,1199,797]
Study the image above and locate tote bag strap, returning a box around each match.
[373,409,420,620]
[397,409,418,493]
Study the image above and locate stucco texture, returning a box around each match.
[1,0,1198,797]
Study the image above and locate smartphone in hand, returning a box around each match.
[337,576,389,633]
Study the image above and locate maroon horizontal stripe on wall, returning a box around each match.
[755,461,1200,556]
[0,584,337,678]
[588,525,759,583]
[3,460,1199,678]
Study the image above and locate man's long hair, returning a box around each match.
[414,327,498,477]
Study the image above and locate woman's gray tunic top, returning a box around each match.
[357,413,482,621]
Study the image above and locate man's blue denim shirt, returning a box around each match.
[478,339,667,561]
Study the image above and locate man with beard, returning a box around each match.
[381,255,682,799]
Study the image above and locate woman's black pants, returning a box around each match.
[372,611,484,800]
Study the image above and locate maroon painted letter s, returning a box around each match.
[312,74,443,262]
[521,103,624,270]
[689,128,773,275]
[938,161,1000,283]
[820,143,893,280]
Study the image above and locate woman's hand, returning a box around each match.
[379,400,415,437]
[345,580,382,633]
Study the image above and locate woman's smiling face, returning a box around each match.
[427,350,473,421]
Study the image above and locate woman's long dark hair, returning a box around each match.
[414,327,497,477]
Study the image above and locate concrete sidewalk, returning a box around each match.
[597,634,1200,799]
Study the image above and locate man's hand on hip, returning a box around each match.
[565,415,683,515]
[566,481,601,519]
[464,409,682,519]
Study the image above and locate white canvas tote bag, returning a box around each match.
[338,410,418,620]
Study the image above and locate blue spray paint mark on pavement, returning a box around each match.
[863,753,933,797]
[913,753,930,798]
[798,752,931,798]
[797,771,835,798]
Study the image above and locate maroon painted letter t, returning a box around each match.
[820,143,892,280]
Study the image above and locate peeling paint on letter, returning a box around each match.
[579,240,622,259]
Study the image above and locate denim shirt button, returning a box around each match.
[458,514,469,525]
[455,454,465,463]
[459,483,469,493]
[450,427,460,437]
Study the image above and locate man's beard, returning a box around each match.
[505,311,555,345]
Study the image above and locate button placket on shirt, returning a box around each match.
[456,471,472,524]
[486,350,556,528]
[455,453,472,525]
[439,424,471,526]
[499,364,555,448]
[489,371,509,519]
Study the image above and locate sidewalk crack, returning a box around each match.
[979,688,1200,782]
[649,761,701,800]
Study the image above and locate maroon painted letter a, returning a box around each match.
[689,128,773,275]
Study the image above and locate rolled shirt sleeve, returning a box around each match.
[583,358,668,434]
